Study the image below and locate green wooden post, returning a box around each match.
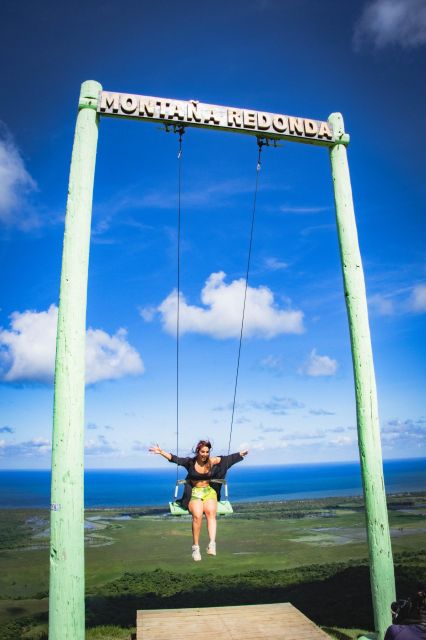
[329,112,396,640]
[49,80,101,640]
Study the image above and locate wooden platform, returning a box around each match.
[136,602,331,640]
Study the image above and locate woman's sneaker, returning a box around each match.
[207,541,216,556]
[192,545,201,561]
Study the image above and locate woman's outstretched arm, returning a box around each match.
[149,445,172,461]
[149,445,191,468]
[212,450,249,465]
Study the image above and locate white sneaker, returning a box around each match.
[207,541,216,556]
[192,545,201,561]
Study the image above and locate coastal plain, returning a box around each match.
[0,494,425,639]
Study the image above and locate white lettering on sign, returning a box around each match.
[98,91,334,144]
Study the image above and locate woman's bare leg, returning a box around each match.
[203,499,217,544]
[188,499,203,546]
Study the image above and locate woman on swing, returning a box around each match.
[149,440,248,561]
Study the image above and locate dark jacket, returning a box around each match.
[169,452,244,509]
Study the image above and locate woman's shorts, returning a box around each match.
[190,485,217,502]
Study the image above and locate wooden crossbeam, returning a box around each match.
[136,602,331,640]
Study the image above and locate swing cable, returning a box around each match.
[176,126,185,485]
[174,132,265,470]
[227,138,265,456]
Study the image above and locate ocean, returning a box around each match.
[0,458,425,509]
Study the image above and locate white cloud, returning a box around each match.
[0,437,51,457]
[85,327,144,384]
[132,440,149,452]
[215,396,304,415]
[0,425,14,433]
[329,435,354,447]
[139,306,157,322]
[259,354,283,373]
[263,257,288,271]
[354,0,426,49]
[280,205,329,214]
[300,224,335,237]
[250,396,304,415]
[93,178,256,237]
[0,124,38,228]
[85,434,119,456]
[368,283,426,315]
[409,284,426,312]
[156,271,304,339]
[368,293,395,316]
[309,408,335,416]
[0,305,58,382]
[382,417,426,445]
[301,349,338,377]
[0,305,144,384]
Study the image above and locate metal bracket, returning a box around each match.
[256,136,282,148]
[161,123,186,135]
[332,133,350,147]
[78,96,98,111]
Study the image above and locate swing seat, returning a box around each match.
[169,499,233,516]
[169,479,233,516]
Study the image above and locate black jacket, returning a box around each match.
[169,452,244,509]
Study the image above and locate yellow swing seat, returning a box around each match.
[169,479,233,516]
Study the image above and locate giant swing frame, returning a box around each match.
[49,80,396,640]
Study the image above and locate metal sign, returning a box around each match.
[97,91,334,146]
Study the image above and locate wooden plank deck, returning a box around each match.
[136,602,331,640]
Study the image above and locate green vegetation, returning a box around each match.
[0,493,425,639]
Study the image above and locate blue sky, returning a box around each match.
[0,0,425,469]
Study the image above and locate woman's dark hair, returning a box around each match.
[194,440,212,455]
[193,440,213,472]
[391,585,426,624]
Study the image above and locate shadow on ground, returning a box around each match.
[86,565,375,630]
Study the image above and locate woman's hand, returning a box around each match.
[240,450,249,457]
[149,444,162,455]
[149,445,172,461]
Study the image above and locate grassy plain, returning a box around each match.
[0,494,425,639]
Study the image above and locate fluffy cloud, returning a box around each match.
[382,417,426,445]
[259,426,284,433]
[0,305,144,384]
[85,434,119,456]
[215,396,304,416]
[276,427,355,449]
[132,440,149,452]
[300,349,338,377]
[279,205,329,214]
[354,0,426,49]
[85,327,144,384]
[369,283,426,316]
[368,293,395,316]
[0,425,14,433]
[0,124,38,228]
[328,435,354,447]
[409,284,426,312]
[258,354,283,374]
[263,257,288,271]
[155,271,304,339]
[309,408,335,416]
[0,437,51,457]
[250,396,304,415]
